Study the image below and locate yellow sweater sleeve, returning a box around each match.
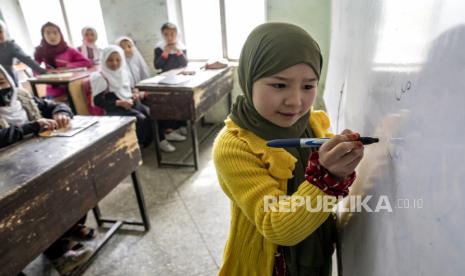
[214,132,336,246]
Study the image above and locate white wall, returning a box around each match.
[267,0,331,110]
[99,0,169,75]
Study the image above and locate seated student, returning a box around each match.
[118,36,185,151]
[153,22,187,73]
[153,23,189,145]
[34,22,93,99]
[116,36,150,85]
[77,26,101,65]
[90,45,154,148]
[0,20,47,86]
[0,65,95,274]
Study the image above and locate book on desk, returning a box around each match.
[39,116,99,137]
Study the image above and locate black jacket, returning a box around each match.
[0,97,73,148]
[153,47,188,72]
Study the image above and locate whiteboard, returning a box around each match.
[323,1,465,275]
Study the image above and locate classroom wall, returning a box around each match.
[0,0,34,53]
[99,0,169,75]
[266,0,331,110]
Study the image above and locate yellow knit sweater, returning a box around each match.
[213,110,336,276]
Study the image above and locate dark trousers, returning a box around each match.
[105,101,154,147]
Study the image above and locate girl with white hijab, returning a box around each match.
[77,26,101,64]
[0,64,73,148]
[153,22,188,73]
[115,36,150,86]
[90,45,157,148]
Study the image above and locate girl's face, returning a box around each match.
[252,63,318,128]
[84,29,96,44]
[43,26,62,45]
[106,52,122,71]
[0,27,5,43]
[162,29,177,45]
[119,40,133,58]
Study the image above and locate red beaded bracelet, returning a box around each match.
[305,151,356,197]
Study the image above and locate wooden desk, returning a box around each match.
[0,116,150,276]
[28,69,96,115]
[136,65,234,170]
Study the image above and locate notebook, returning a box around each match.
[39,117,98,137]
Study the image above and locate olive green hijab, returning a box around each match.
[230,23,335,276]
[230,22,322,141]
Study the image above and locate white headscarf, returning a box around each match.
[79,26,101,64]
[0,65,29,126]
[90,45,132,100]
[115,36,150,86]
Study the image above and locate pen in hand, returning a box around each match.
[267,137,379,148]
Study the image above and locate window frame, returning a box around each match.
[173,0,267,62]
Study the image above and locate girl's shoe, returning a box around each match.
[52,246,93,275]
[160,139,176,152]
[165,131,187,142]
[176,126,188,136]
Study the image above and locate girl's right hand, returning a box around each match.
[116,99,134,110]
[318,129,365,179]
[36,118,58,131]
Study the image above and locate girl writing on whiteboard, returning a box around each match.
[213,23,365,276]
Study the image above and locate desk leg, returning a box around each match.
[31,83,39,98]
[70,172,150,275]
[66,83,77,114]
[227,91,233,111]
[131,171,150,231]
[189,120,200,171]
[92,206,103,227]
[152,119,163,167]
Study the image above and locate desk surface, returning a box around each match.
[0,115,141,275]
[0,116,138,204]
[28,67,97,85]
[136,65,233,92]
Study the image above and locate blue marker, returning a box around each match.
[266,137,379,148]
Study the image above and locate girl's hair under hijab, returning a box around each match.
[161,22,177,32]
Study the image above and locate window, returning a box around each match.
[169,0,265,60]
[180,0,223,60]
[19,0,108,48]
[19,0,70,47]
[224,0,265,59]
[62,0,108,47]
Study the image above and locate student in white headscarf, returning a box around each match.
[90,45,155,148]
[154,22,188,73]
[0,20,47,85]
[114,38,186,150]
[77,26,101,65]
[115,36,150,86]
[0,64,72,148]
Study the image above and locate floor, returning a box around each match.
[23,123,339,276]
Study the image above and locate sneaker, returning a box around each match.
[165,131,187,142]
[52,247,93,275]
[175,126,188,136]
[160,139,176,152]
